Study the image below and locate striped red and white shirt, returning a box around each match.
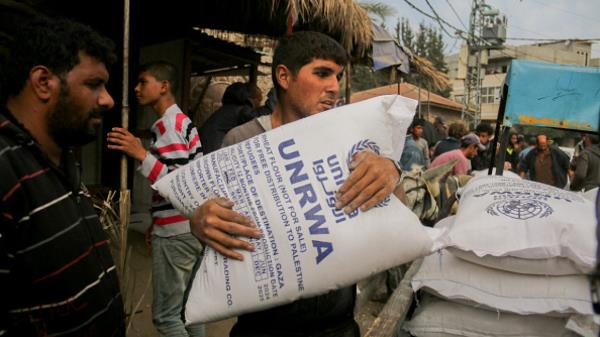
[138,104,203,237]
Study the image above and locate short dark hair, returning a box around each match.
[475,122,493,136]
[272,31,348,94]
[139,61,179,95]
[2,15,116,102]
[411,118,425,128]
[448,122,467,139]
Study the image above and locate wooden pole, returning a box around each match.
[345,62,352,104]
[364,259,423,337]
[119,0,131,279]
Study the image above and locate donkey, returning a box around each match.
[401,160,472,225]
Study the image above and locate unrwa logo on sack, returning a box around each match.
[347,139,390,207]
[486,199,553,220]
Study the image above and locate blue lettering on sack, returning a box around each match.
[278,138,333,264]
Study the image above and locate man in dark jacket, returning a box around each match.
[519,134,570,188]
[432,122,467,159]
[199,82,262,153]
[570,134,600,192]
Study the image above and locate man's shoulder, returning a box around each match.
[222,118,265,147]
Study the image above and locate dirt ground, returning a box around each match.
[123,230,393,337]
[124,231,236,337]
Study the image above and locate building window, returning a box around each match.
[481,87,500,104]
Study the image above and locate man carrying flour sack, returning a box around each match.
[191,31,405,337]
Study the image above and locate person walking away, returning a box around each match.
[570,134,600,192]
[107,62,204,337]
[200,82,263,154]
[432,122,467,159]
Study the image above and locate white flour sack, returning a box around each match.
[404,296,576,337]
[436,216,585,276]
[443,175,597,274]
[412,251,594,316]
[152,95,436,323]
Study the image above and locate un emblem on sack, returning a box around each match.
[486,199,553,220]
[347,139,389,207]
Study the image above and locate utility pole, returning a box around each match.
[463,0,506,128]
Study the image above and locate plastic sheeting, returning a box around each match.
[371,24,410,74]
[503,60,600,132]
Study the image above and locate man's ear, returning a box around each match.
[275,64,292,90]
[160,80,170,95]
[30,66,59,102]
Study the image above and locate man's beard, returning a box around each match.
[47,83,103,148]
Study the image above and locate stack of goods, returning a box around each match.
[404,175,599,337]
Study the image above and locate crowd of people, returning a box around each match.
[0,16,404,337]
[400,116,600,192]
[2,12,599,337]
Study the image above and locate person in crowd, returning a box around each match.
[107,62,204,337]
[432,121,467,159]
[570,134,600,192]
[199,82,262,154]
[471,122,494,171]
[433,116,448,139]
[191,31,405,337]
[570,133,588,172]
[0,16,125,336]
[519,134,570,188]
[407,118,430,167]
[400,137,427,171]
[430,133,483,176]
[517,136,536,178]
[505,132,520,172]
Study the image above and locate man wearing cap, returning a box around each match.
[430,133,484,175]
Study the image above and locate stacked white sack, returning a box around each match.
[405,175,598,337]
[441,175,596,275]
[153,95,438,324]
[405,295,580,337]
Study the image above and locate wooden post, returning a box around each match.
[249,64,258,84]
[417,85,422,118]
[364,259,423,337]
[345,62,352,104]
[119,0,131,281]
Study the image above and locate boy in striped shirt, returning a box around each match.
[107,62,204,337]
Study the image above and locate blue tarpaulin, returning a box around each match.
[371,24,411,74]
[503,60,600,132]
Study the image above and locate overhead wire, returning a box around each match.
[444,0,468,30]
[528,0,600,24]
[424,0,457,39]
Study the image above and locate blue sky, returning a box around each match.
[374,0,600,58]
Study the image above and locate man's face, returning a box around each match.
[478,132,490,145]
[537,136,548,151]
[134,71,163,106]
[412,125,423,138]
[48,52,114,148]
[284,58,343,119]
[466,144,478,159]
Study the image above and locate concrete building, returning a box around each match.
[446,40,595,122]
